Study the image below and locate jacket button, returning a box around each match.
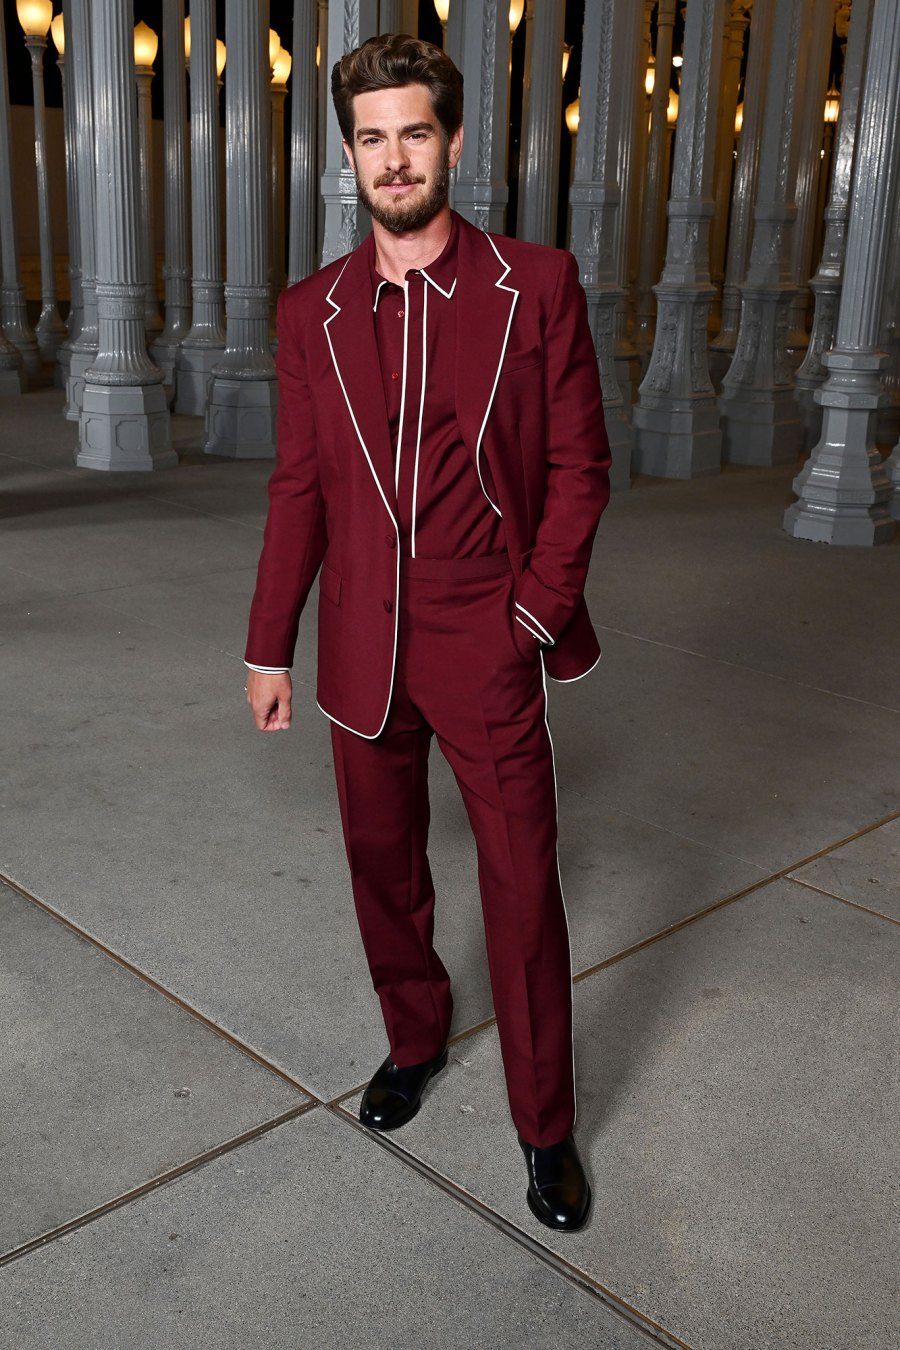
[385,534,396,548]
[383,599,393,613]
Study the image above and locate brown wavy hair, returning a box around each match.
[331,33,464,144]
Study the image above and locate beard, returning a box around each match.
[354,145,451,236]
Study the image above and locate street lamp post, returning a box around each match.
[50,10,80,396]
[271,44,291,302]
[17,0,67,363]
[134,21,163,336]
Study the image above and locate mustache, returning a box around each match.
[374,173,426,187]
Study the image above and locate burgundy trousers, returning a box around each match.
[330,554,576,1147]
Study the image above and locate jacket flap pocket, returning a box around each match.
[319,561,342,606]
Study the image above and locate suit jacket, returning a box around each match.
[245,210,612,739]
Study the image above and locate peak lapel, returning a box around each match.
[323,245,397,525]
[454,218,520,511]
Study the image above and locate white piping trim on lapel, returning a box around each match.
[410,282,428,559]
[539,654,577,1128]
[322,258,401,741]
[474,233,520,518]
[548,650,602,684]
[515,601,554,646]
[394,280,410,493]
[324,259,398,533]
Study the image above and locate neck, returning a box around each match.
[372,206,453,285]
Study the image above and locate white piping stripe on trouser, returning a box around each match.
[245,662,291,673]
[410,283,428,559]
[539,654,577,1128]
[515,601,554,645]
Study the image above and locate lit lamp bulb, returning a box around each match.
[565,96,580,136]
[50,12,65,55]
[509,0,524,34]
[269,28,281,69]
[133,20,159,69]
[16,0,53,37]
[561,43,571,82]
[433,0,450,21]
[184,16,191,61]
[272,46,292,86]
[734,102,743,137]
[823,85,840,124]
[672,53,683,69]
[216,39,226,78]
[667,88,679,126]
[645,59,655,98]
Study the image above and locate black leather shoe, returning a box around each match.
[359,1046,449,1130]
[518,1132,591,1231]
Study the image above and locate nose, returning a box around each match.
[383,136,411,175]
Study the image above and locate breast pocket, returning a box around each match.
[502,344,543,375]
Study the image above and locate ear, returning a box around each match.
[341,140,356,174]
[448,124,463,171]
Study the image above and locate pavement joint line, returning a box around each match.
[785,875,900,928]
[0,870,322,1103]
[572,805,900,985]
[590,622,900,717]
[0,1101,317,1271]
[326,1102,693,1350]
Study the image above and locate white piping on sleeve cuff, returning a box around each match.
[515,613,547,644]
[245,661,291,674]
[514,602,554,645]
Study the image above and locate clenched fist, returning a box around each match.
[245,669,293,732]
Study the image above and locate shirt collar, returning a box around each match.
[371,212,459,311]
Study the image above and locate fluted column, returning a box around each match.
[709,2,749,334]
[452,0,510,232]
[568,0,632,490]
[321,1,379,265]
[785,0,900,544]
[206,0,276,459]
[24,32,67,362]
[785,0,835,349]
[135,56,164,338]
[0,13,37,381]
[271,77,288,296]
[77,0,173,471]
[149,0,192,389]
[709,0,774,384]
[634,0,676,353]
[64,0,99,421]
[719,0,811,466]
[174,0,226,415]
[316,0,328,261]
[794,0,873,448]
[632,0,727,479]
[288,0,318,284]
[517,0,565,245]
[55,39,83,400]
[611,0,646,407]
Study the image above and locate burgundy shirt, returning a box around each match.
[370,214,505,560]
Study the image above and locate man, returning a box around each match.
[245,33,610,1232]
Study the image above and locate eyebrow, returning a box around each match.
[354,121,436,140]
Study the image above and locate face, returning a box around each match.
[342,83,463,236]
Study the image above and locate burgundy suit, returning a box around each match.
[247,211,611,1146]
